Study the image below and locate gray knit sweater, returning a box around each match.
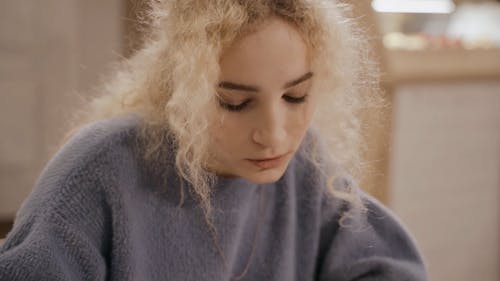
[0,115,427,280]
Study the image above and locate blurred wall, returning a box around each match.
[390,81,500,280]
[0,0,123,219]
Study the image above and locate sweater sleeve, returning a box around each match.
[0,176,111,281]
[0,122,121,281]
[316,193,428,281]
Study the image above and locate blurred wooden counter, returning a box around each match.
[385,48,500,83]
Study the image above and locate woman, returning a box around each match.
[0,0,427,280]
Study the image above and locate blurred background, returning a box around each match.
[0,0,499,280]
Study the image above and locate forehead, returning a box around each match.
[219,17,310,85]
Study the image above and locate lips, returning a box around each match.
[247,153,289,169]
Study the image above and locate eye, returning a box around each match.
[283,94,308,104]
[218,98,251,112]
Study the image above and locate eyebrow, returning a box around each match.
[218,71,313,92]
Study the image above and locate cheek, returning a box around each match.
[287,102,316,137]
[211,114,249,151]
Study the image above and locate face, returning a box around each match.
[208,17,318,183]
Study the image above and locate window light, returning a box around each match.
[372,0,456,14]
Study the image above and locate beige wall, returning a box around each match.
[390,80,500,281]
[0,0,123,218]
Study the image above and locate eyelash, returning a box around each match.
[218,99,251,112]
[218,94,308,112]
[283,95,307,104]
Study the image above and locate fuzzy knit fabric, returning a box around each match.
[0,115,427,280]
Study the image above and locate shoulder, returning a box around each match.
[316,191,428,280]
[46,114,142,181]
[58,114,142,166]
[16,114,144,221]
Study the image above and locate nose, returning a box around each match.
[251,104,287,149]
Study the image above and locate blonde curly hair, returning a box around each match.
[71,0,381,221]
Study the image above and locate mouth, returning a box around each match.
[247,152,290,169]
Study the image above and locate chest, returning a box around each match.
[108,185,323,281]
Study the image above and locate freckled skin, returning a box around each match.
[208,17,318,183]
